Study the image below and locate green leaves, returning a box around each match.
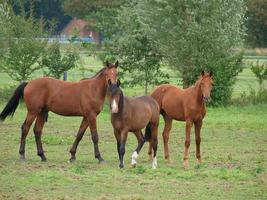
[107,1,169,94]
[0,2,48,81]
[137,0,246,105]
[40,42,79,79]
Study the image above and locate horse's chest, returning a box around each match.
[187,107,206,121]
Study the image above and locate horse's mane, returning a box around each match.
[80,67,106,81]
[118,90,124,114]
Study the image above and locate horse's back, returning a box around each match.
[23,77,84,115]
[151,84,186,120]
[131,96,160,123]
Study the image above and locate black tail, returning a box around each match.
[0,82,28,121]
[145,122,152,141]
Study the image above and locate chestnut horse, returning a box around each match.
[151,71,213,168]
[106,84,160,169]
[0,61,119,163]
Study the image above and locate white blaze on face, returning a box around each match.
[111,99,118,113]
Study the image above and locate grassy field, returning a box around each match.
[0,103,267,200]
[0,55,267,199]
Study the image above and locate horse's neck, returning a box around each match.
[87,73,107,99]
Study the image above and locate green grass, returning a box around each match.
[0,104,266,200]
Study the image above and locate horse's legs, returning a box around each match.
[194,120,203,164]
[162,115,172,162]
[119,130,128,168]
[151,123,159,169]
[19,112,36,161]
[114,129,122,167]
[183,119,193,168]
[69,117,89,162]
[33,113,47,161]
[88,114,104,163]
[131,130,145,167]
[147,141,153,161]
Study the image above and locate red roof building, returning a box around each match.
[61,18,101,44]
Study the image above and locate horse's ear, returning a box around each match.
[201,70,205,76]
[115,60,119,68]
[209,71,213,77]
[117,79,120,87]
[105,61,109,68]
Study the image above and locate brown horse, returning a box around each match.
[0,61,119,163]
[106,84,160,169]
[151,71,213,168]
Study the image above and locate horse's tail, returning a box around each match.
[145,122,152,141]
[0,82,28,121]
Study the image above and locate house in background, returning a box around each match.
[60,18,101,44]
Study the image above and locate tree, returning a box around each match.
[102,1,169,94]
[246,0,267,47]
[10,0,71,33]
[0,1,48,82]
[0,1,11,67]
[137,0,246,105]
[40,42,79,79]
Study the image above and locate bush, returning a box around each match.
[231,87,267,106]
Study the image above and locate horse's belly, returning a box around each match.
[129,121,148,132]
[49,101,82,116]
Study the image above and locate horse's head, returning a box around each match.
[199,71,213,103]
[106,80,123,114]
[104,60,119,86]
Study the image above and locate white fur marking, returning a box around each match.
[111,99,118,113]
[131,151,138,166]
[152,157,157,169]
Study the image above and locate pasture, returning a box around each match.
[0,56,267,200]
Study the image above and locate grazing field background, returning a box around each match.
[0,56,267,200]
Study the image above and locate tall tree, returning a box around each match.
[105,1,168,94]
[137,0,246,105]
[246,0,267,47]
[10,0,71,32]
[0,1,48,82]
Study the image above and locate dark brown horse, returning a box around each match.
[106,84,160,169]
[0,61,119,163]
[151,71,213,168]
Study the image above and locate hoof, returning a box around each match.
[119,164,124,169]
[69,157,76,163]
[39,154,47,162]
[183,160,189,169]
[131,163,136,168]
[19,154,26,162]
[98,158,105,164]
[197,158,202,164]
